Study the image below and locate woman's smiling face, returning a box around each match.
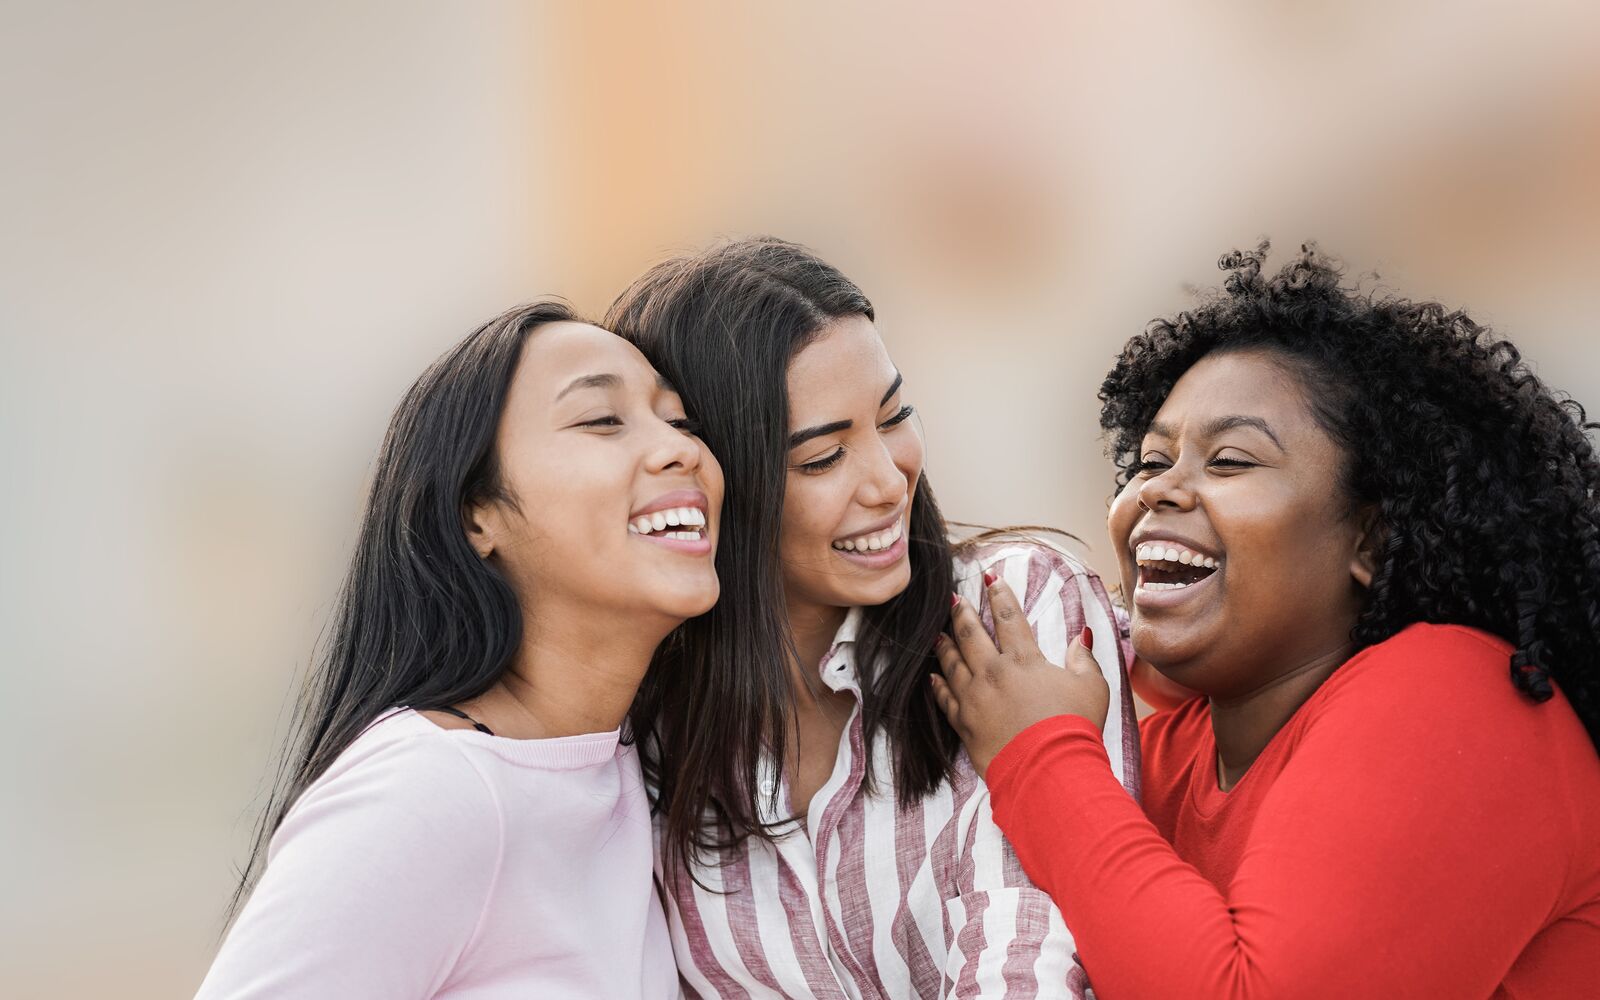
[780,314,924,614]
[467,321,724,628]
[1107,348,1376,699]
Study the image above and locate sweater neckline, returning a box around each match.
[395,708,624,770]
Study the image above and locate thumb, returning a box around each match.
[1067,625,1100,674]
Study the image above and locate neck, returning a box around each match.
[785,596,849,701]
[1209,641,1352,790]
[497,595,668,739]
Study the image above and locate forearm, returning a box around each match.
[986,713,1546,1000]
[987,716,1249,999]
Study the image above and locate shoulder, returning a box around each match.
[1332,623,1513,703]
[953,536,1105,603]
[1311,623,1588,755]
[278,710,504,855]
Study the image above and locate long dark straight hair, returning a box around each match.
[226,301,578,925]
[606,237,957,873]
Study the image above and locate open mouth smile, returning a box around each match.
[628,491,712,555]
[1133,538,1222,605]
[628,505,707,541]
[832,513,909,567]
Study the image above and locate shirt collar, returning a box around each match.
[818,606,866,693]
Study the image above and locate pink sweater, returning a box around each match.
[196,709,678,999]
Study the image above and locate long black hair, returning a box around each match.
[227,301,579,923]
[1100,242,1600,753]
[606,237,957,873]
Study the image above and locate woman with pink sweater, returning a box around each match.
[197,303,723,998]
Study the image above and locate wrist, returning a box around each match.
[985,713,1104,796]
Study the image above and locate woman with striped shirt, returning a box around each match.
[607,237,1138,998]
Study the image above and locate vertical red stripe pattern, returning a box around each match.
[657,543,1136,999]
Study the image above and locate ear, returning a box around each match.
[463,499,501,560]
[1348,505,1382,589]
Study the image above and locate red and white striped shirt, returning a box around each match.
[656,541,1140,999]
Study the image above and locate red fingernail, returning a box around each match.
[1080,625,1094,651]
[983,570,997,587]
[934,634,947,650]
[951,593,961,609]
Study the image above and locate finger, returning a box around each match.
[949,592,1000,663]
[1067,625,1101,675]
[982,568,1037,657]
[929,674,959,721]
[934,632,972,685]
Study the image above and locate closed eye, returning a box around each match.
[1129,459,1169,476]
[668,417,702,434]
[796,448,845,474]
[1210,457,1255,469]
[577,415,622,429]
[879,404,915,429]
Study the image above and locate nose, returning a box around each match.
[858,436,909,510]
[1135,461,1197,513]
[644,418,704,475]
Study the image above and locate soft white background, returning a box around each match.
[4,2,1598,995]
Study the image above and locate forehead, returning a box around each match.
[1150,349,1321,439]
[517,321,661,398]
[786,314,895,415]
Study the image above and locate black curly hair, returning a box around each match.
[1099,241,1600,754]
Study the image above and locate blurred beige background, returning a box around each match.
[3,2,1598,996]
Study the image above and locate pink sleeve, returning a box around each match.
[195,734,503,999]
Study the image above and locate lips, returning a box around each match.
[831,508,910,568]
[1131,535,1223,604]
[628,488,712,555]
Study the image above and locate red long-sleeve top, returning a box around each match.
[986,623,1600,999]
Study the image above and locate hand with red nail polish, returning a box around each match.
[929,576,1111,777]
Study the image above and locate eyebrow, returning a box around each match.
[556,373,621,401]
[1146,415,1285,449]
[881,372,903,407]
[557,371,675,401]
[788,372,905,449]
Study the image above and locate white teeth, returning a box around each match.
[832,519,904,553]
[630,506,707,537]
[1134,541,1221,570]
[1139,580,1195,591]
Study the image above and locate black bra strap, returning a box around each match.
[434,705,496,736]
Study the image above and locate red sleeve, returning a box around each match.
[985,629,1579,1000]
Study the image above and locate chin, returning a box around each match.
[848,568,913,609]
[1131,619,1218,684]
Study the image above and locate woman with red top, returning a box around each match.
[931,242,1600,998]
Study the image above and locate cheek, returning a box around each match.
[1107,482,1140,542]
[1213,485,1347,593]
[780,475,849,563]
[509,447,622,544]
[1107,485,1141,580]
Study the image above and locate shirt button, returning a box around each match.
[759,779,776,796]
